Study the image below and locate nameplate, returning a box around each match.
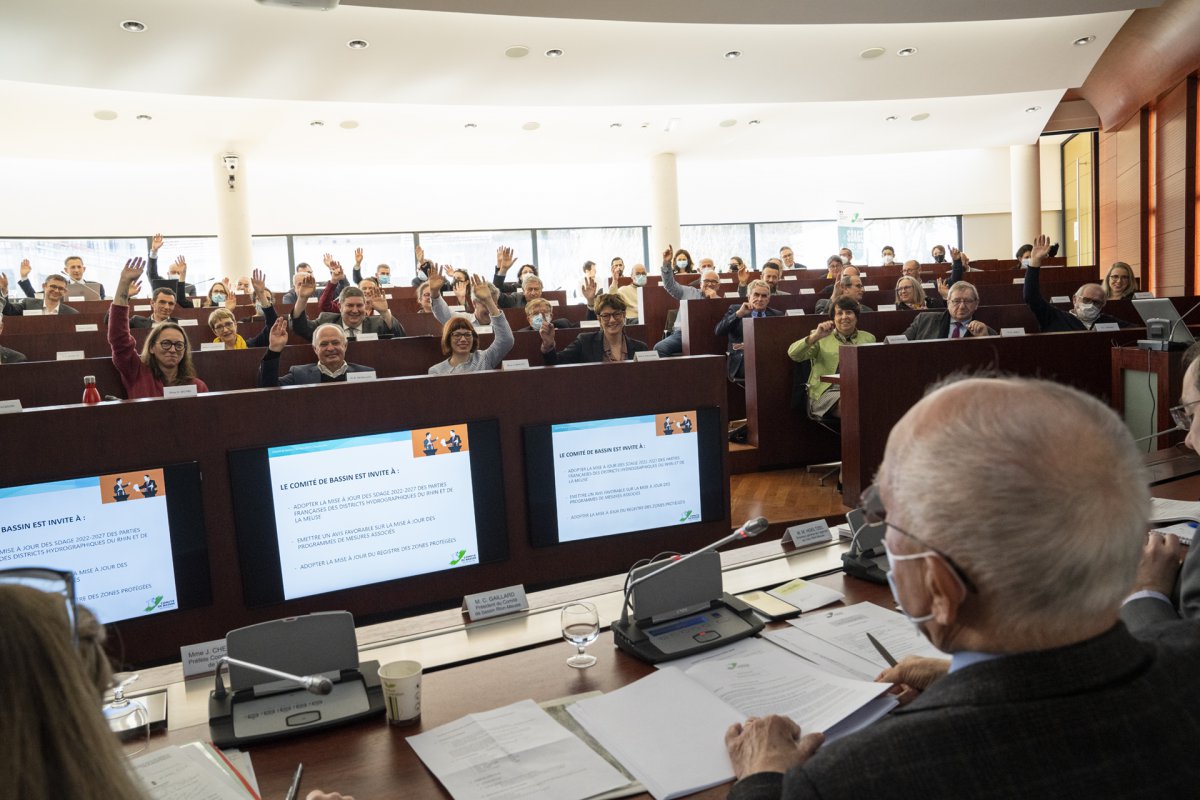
[475,325,493,334]
[463,584,529,621]
[355,332,379,341]
[580,320,600,328]
[307,297,319,304]
[633,350,660,361]
[885,335,909,344]
[786,519,833,548]
[1134,291,1154,299]
[921,282,935,289]
[448,305,466,312]
[877,304,897,312]
[799,288,815,295]
[864,285,880,292]
[785,309,806,316]
[178,318,198,327]
[346,370,377,383]
[548,300,560,307]
[163,385,198,398]
[56,350,85,361]
[134,304,151,311]
[0,399,22,414]
[75,323,99,333]
[1000,327,1026,337]
[720,278,734,284]
[23,309,43,316]
[1051,295,1070,303]
[1012,278,1025,285]
[200,342,224,352]
[723,291,741,298]
[1094,322,1121,332]
[502,359,531,370]
[384,293,394,299]
[180,638,227,679]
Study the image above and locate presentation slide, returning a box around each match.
[551,411,703,543]
[264,426,482,601]
[0,469,180,623]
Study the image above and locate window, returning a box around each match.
[153,237,221,298]
[863,217,960,266]
[291,233,417,287]
[678,224,752,271]
[249,236,292,291]
[535,227,645,302]
[752,221,838,270]
[417,230,532,285]
[0,237,145,298]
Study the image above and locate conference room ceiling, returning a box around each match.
[0,0,1154,165]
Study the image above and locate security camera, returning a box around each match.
[223,155,239,173]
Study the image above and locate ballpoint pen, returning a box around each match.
[284,762,303,800]
[866,632,898,667]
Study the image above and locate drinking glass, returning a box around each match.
[561,602,599,669]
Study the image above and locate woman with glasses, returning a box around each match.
[540,292,647,364]
[109,258,208,398]
[0,577,149,800]
[894,275,929,311]
[1103,261,1138,300]
[428,273,513,374]
[207,269,277,349]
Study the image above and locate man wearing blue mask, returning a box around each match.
[352,248,392,287]
[724,376,1200,799]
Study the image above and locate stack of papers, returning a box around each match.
[132,743,259,800]
[766,578,844,612]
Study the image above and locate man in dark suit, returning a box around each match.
[716,279,783,382]
[903,281,995,339]
[289,278,404,341]
[129,287,180,329]
[258,318,373,386]
[724,376,1200,799]
[2,274,78,316]
[1024,234,1134,332]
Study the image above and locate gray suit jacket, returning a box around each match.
[1122,543,1200,629]
[258,352,374,387]
[292,310,404,342]
[903,311,996,340]
[729,622,1200,800]
[0,345,26,364]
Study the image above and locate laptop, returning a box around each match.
[65,281,102,302]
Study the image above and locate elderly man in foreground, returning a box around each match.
[725,376,1200,799]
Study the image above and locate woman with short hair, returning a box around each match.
[787,297,876,418]
[540,293,648,364]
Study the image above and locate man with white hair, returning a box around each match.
[903,280,995,339]
[257,318,373,386]
[654,244,722,357]
[1024,233,1134,331]
[724,375,1200,798]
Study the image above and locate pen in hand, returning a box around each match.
[284,762,303,800]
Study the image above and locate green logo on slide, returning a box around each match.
[449,550,467,565]
[144,595,164,613]
[679,510,695,523]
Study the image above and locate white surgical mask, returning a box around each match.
[675,260,688,269]
[1074,302,1102,323]
[632,273,647,287]
[211,292,226,304]
[883,255,894,265]
[378,275,391,286]
[839,255,849,265]
[884,544,935,625]
[1021,258,1031,268]
[530,313,546,330]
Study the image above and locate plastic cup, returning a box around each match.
[378,660,422,726]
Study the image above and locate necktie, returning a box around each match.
[347,327,359,339]
[950,322,963,339]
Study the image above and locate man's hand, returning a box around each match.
[611,263,623,285]
[354,247,364,267]
[1132,532,1186,595]
[725,716,824,779]
[369,291,391,317]
[471,274,498,311]
[936,277,949,300]
[1030,234,1052,269]
[737,261,750,286]
[19,259,31,279]
[538,315,557,352]
[735,301,752,318]
[268,316,290,352]
[250,268,267,299]
[877,656,950,706]
[173,255,188,280]
[296,273,317,301]
[581,276,598,303]
[151,233,163,256]
[496,246,516,272]
[329,261,345,284]
[222,278,236,309]
[810,320,835,342]
[414,245,425,266]
[0,273,8,295]
[323,252,334,269]
[452,273,470,307]
[428,266,447,296]
[662,244,674,268]
[966,320,989,337]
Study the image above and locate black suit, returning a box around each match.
[0,345,26,364]
[257,350,374,387]
[541,332,648,365]
[903,311,996,340]
[292,310,404,342]
[2,297,78,316]
[1023,266,1135,332]
[715,304,784,381]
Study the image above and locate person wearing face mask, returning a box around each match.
[1023,234,1134,332]
[207,269,277,349]
[930,245,947,264]
[605,259,647,323]
[839,247,853,266]
[787,297,876,418]
[672,249,696,274]
[495,247,548,310]
[350,247,392,288]
[654,245,722,357]
[880,246,896,267]
[517,297,574,331]
[1015,243,1033,269]
[723,376,1200,800]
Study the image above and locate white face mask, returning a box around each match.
[882,255,894,265]
[529,313,546,330]
[1074,301,1102,323]
[1021,258,1031,268]
[839,255,849,265]
[211,292,226,304]
[632,273,647,287]
[675,260,688,270]
[884,544,935,625]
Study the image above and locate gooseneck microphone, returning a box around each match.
[1165,299,1200,346]
[211,656,334,699]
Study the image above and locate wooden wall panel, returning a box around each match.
[1154,81,1192,295]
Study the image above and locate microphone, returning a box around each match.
[1134,426,1186,443]
[211,656,334,700]
[1162,299,1200,349]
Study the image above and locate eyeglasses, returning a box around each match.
[450,330,475,340]
[859,484,978,594]
[1075,296,1105,307]
[0,567,78,648]
[948,297,978,307]
[1169,398,1200,430]
[157,340,186,352]
[598,312,625,322]
[211,321,235,331]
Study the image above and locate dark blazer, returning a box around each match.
[0,344,26,364]
[1023,266,1135,332]
[146,256,196,307]
[903,311,996,340]
[1122,543,1200,629]
[729,622,1200,800]
[129,314,179,330]
[2,298,78,316]
[715,304,784,380]
[258,352,374,387]
[541,331,648,365]
[293,310,404,342]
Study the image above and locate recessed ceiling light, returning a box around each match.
[120,20,145,33]
[910,112,930,121]
[135,114,152,121]
[719,119,737,128]
[310,120,325,127]
[339,120,359,129]
[748,119,761,126]
[93,110,118,121]
[464,123,478,129]
[347,40,369,50]
[897,47,918,57]
[1073,35,1096,46]
[885,115,899,122]
[522,121,540,131]
[859,47,886,59]
[640,122,650,128]
[724,50,741,60]
[1025,106,1042,113]
[610,122,623,128]
[544,49,563,58]
[505,45,529,58]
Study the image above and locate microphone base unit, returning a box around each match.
[1136,339,1187,352]
[612,594,764,664]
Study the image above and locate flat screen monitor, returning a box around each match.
[524,407,724,546]
[0,462,211,624]
[228,419,508,606]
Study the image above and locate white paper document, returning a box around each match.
[407,699,627,800]
[1149,497,1200,525]
[131,744,256,800]
[767,578,844,612]
[785,602,945,671]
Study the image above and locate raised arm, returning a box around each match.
[658,244,690,300]
[473,275,514,368]
[109,259,146,377]
[1022,235,1057,330]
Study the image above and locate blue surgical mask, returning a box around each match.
[378,275,391,286]
[530,313,546,331]
[1021,258,1031,268]
[675,260,688,269]
[632,273,647,287]
[211,292,226,304]
[255,301,264,315]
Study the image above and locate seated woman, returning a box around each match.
[1104,261,1138,300]
[415,280,434,313]
[518,297,573,331]
[109,259,208,398]
[207,269,277,348]
[540,293,648,364]
[894,275,929,310]
[202,280,237,309]
[787,297,876,418]
[428,274,513,374]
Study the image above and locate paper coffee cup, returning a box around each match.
[378,660,422,726]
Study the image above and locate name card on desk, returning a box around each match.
[177,318,198,327]
[307,297,319,304]
[56,350,85,361]
[384,293,394,300]
[346,370,377,383]
[799,288,815,295]
[1012,278,1025,285]
[877,304,897,312]
[463,584,528,621]
[864,285,880,292]
[163,385,198,398]
[785,519,833,548]
[580,320,600,328]
[0,399,22,414]
[23,309,43,316]
[921,282,935,289]
[448,305,466,312]
[885,335,909,344]
[354,332,379,341]
[180,638,227,679]
[133,304,151,312]
[1051,295,1070,303]
[75,323,99,333]
[1000,327,1026,337]
[200,342,224,352]
[1134,291,1155,300]
[634,350,660,361]
[474,325,493,335]
[1094,322,1121,332]
[723,291,741,298]
[502,359,530,370]
[785,308,805,316]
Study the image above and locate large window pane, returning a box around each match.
[249,236,292,292]
[679,224,752,271]
[0,237,145,298]
[153,236,221,298]
[292,233,418,286]
[535,227,645,303]
[752,222,838,270]
[863,217,960,266]
[417,230,533,286]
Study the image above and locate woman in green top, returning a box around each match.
[786,296,876,418]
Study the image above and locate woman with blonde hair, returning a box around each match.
[894,275,929,310]
[1104,262,1137,300]
[207,269,277,349]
